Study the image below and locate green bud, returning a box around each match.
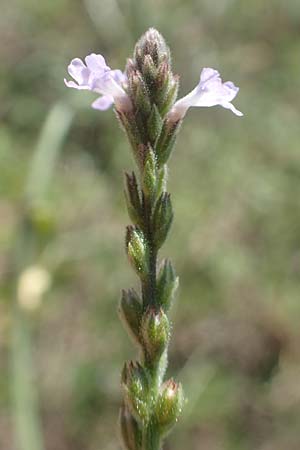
[126,226,149,278]
[147,105,163,144]
[155,379,184,435]
[154,58,177,115]
[156,57,170,90]
[156,165,168,198]
[157,259,179,312]
[122,361,150,423]
[119,405,142,450]
[124,171,142,226]
[119,289,143,345]
[116,110,142,165]
[134,28,169,69]
[155,118,181,167]
[141,308,170,363]
[152,193,173,249]
[159,75,180,118]
[142,54,157,89]
[129,72,151,117]
[142,148,157,200]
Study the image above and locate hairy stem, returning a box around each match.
[142,194,157,308]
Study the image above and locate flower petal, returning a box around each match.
[93,71,126,98]
[110,69,127,85]
[67,58,90,86]
[85,53,110,72]
[65,53,131,112]
[220,102,243,117]
[200,67,221,84]
[92,95,114,110]
[64,78,90,90]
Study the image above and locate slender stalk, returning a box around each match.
[11,308,45,450]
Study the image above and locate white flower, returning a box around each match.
[169,67,243,120]
[64,53,131,111]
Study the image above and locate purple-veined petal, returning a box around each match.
[92,95,114,110]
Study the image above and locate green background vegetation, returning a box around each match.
[1,0,300,449]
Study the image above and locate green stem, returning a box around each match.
[142,421,161,450]
[140,192,162,450]
[11,307,45,450]
[142,194,157,309]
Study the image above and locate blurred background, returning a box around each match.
[1,0,300,449]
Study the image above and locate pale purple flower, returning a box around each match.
[64,53,131,111]
[169,67,243,121]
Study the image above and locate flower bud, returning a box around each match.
[124,171,142,226]
[134,28,169,69]
[154,59,179,115]
[116,109,142,161]
[126,226,149,278]
[141,308,170,363]
[142,54,157,87]
[129,71,151,117]
[118,289,142,345]
[155,379,184,435]
[152,193,173,249]
[142,147,157,200]
[157,259,179,312]
[156,164,168,198]
[159,75,180,118]
[126,58,138,77]
[119,405,141,450]
[147,105,163,144]
[155,118,181,167]
[122,361,150,423]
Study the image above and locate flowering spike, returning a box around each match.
[65,26,243,450]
